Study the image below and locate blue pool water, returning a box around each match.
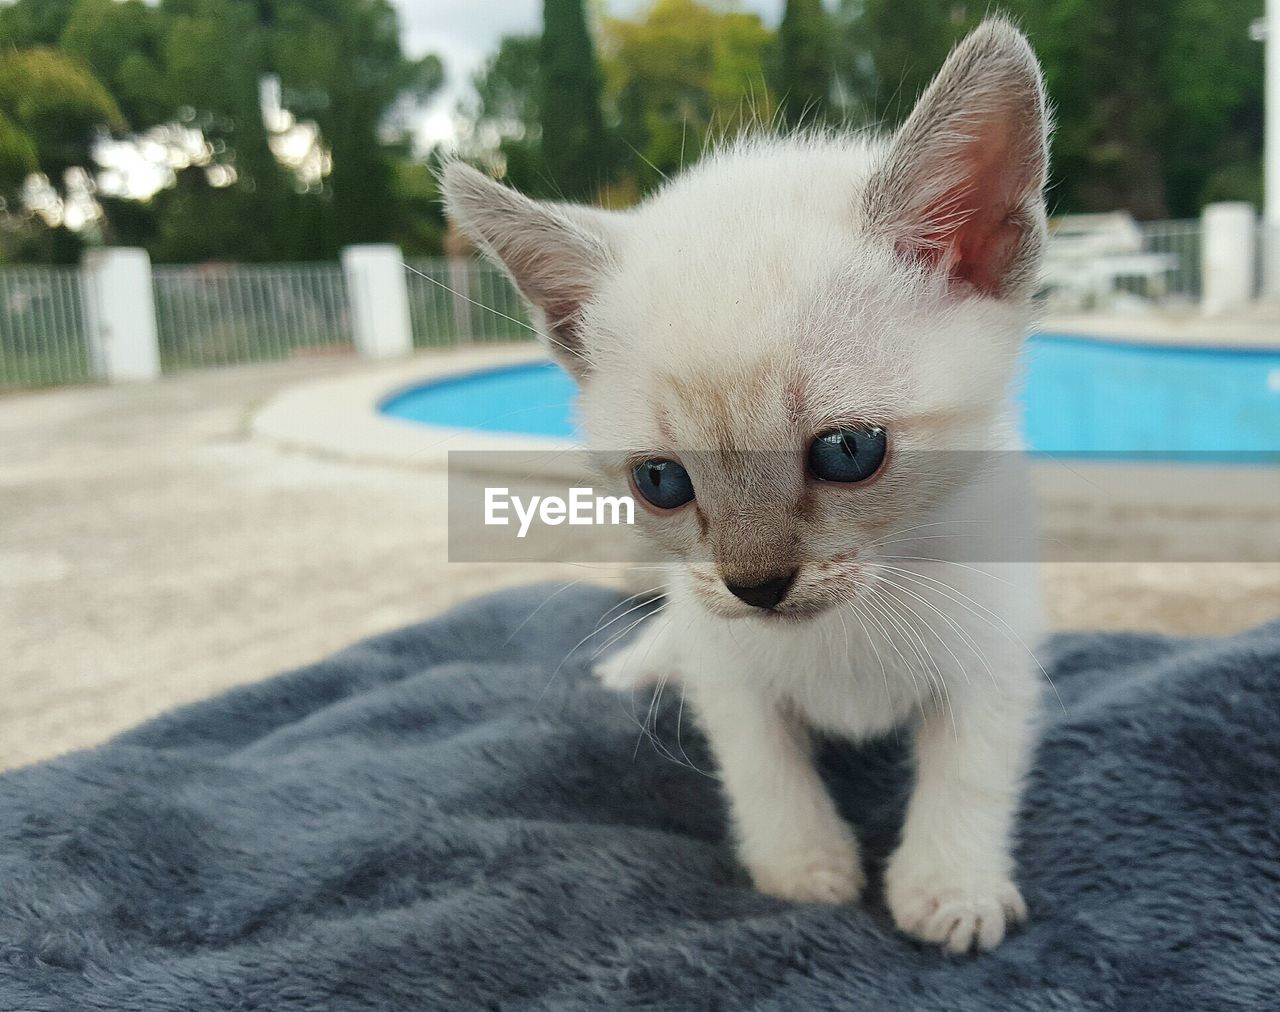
[381,334,1280,456]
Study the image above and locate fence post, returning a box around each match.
[1264,222,1280,303]
[341,244,413,358]
[81,247,161,381]
[1200,203,1257,315]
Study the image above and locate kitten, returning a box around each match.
[442,19,1049,954]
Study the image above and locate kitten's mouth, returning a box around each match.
[745,608,817,624]
[717,599,834,624]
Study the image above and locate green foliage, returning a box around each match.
[835,0,1264,218]
[388,158,448,256]
[604,0,775,193]
[772,0,833,127]
[271,0,444,248]
[60,0,169,128]
[475,35,543,137]
[834,0,983,127]
[541,0,608,200]
[467,35,547,194]
[0,112,40,192]
[0,0,80,48]
[0,0,446,264]
[158,0,294,259]
[0,47,124,187]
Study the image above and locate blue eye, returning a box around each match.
[631,459,695,509]
[808,427,887,483]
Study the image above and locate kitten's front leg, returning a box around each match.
[884,685,1037,953]
[693,681,864,904]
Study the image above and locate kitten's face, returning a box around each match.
[444,20,1048,621]
[576,190,1031,620]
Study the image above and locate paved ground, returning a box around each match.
[0,358,629,770]
[3,346,1279,770]
[1050,302,1280,347]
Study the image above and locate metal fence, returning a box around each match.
[1126,219,1202,303]
[1041,217,1203,311]
[0,267,90,390]
[2,217,1274,393]
[152,263,352,371]
[405,259,534,348]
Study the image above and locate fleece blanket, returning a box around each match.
[1,584,1278,1011]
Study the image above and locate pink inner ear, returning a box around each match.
[904,116,1030,297]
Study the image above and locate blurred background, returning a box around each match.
[0,0,1268,265]
[1,1,1278,769]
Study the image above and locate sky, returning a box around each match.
[392,0,789,144]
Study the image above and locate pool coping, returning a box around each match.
[251,344,583,476]
[252,313,1280,479]
[1047,310,1280,351]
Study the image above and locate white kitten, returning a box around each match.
[443,19,1050,954]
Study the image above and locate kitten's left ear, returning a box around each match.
[440,162,623,378]
[865,18,1050,299]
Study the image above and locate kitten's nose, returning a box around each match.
[725,570,798,610]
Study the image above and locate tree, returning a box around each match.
[386,154,448,256]
[0,0,80,48]
[834,0,980,129]
[772,0,832,128]
[604,0,775,193]
[1,0,447,263]
[0,48,123,187]
[835,0,1264,218]
[466,34,546,195]
[0,48,124,261]
[1012,0,1263,217]
[59,0,169,129]
[270,0,444,250]
[158,0,296,259]
[541,0,608,199]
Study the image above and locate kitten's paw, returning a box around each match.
[746,839,865,905]
[884,858,1027,953]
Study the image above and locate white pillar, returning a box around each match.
[1202,203,1257,315]
[81,247,161,382]
[1265,0,1280,298]
[341,244,414,359]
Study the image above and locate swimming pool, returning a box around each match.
[381,333,1280,456]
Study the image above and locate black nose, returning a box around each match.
[725,570,798,610]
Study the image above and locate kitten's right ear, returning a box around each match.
[440,162,620,378]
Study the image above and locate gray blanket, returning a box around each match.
[2,584,1277,1010]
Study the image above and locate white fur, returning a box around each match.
[444,19,1050,954]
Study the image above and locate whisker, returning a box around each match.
[874,564,1064,713]
[856,589,928,722]
[864,581,953,724]
[843,598,895,717]
[863,518,993,551]
[503,580,585,646]
[589,612,655,663]
[537,594,661,703]
[872,568,998,691]
[878,555,1014,587]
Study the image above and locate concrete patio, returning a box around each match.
[3,342,1279,770]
